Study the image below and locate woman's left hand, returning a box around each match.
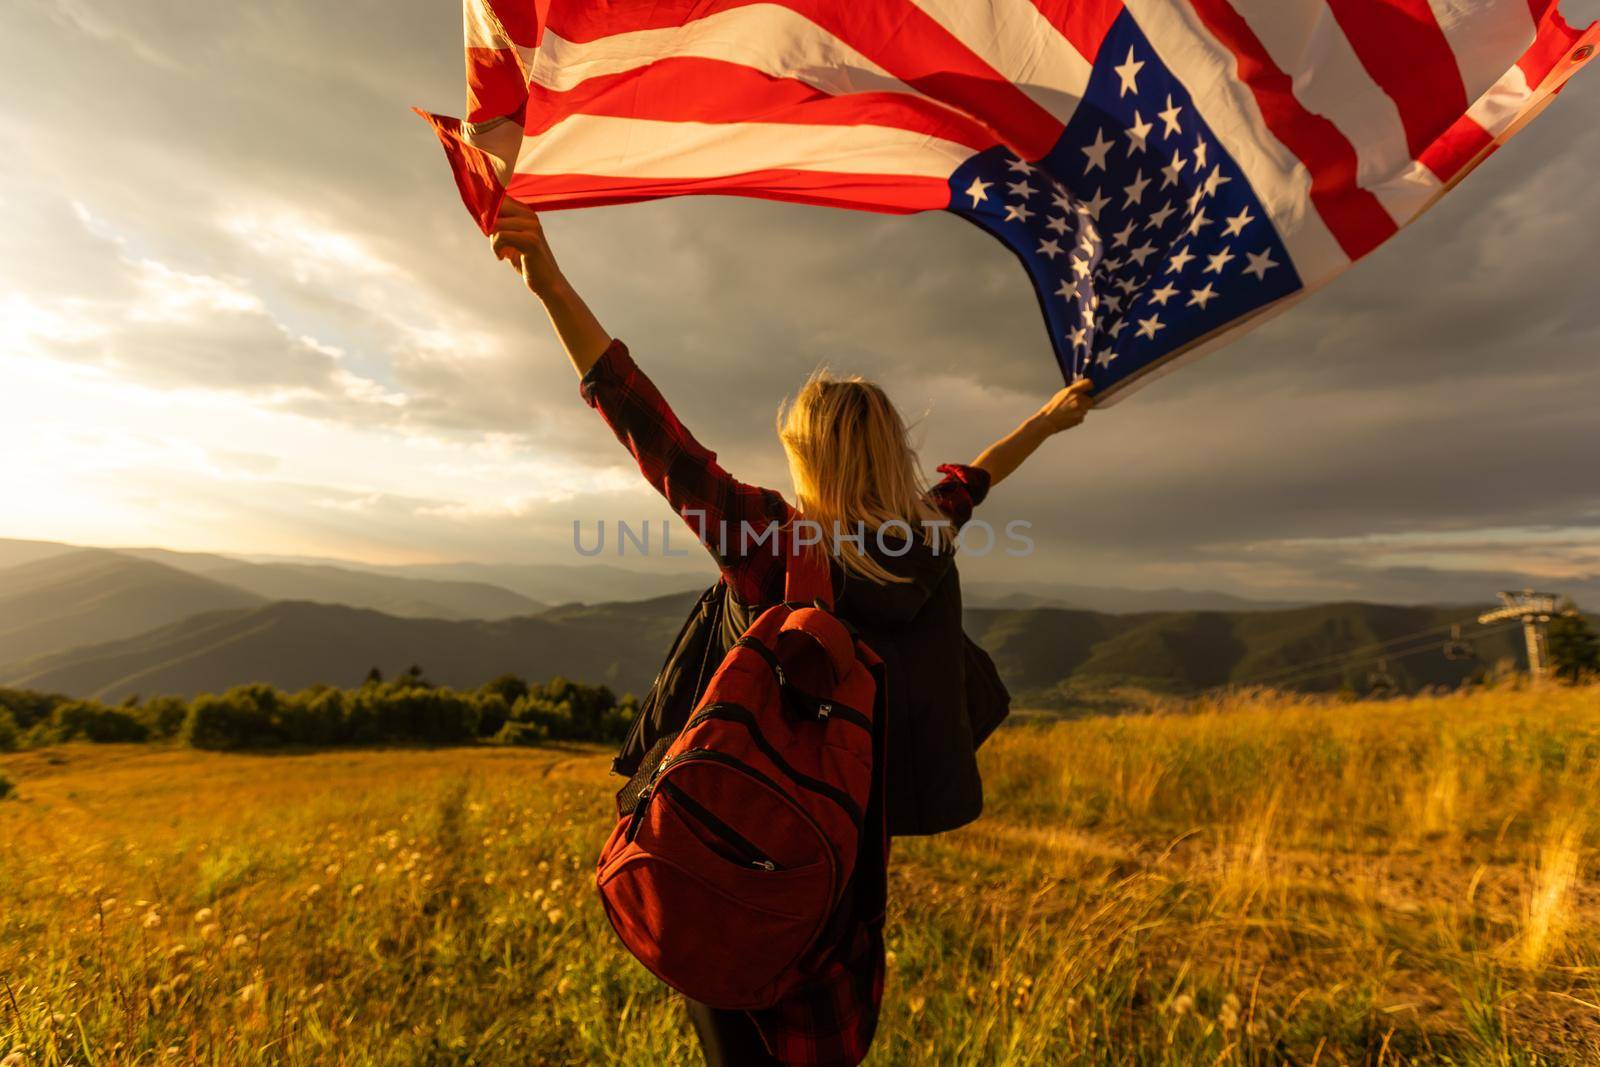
[489,199,567,299]
[1033,378,1096,434]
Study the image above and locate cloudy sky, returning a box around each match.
[3,0,1599,605]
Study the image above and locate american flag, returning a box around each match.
[419,0,1597,402]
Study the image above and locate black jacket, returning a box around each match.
[612,537,1009,837]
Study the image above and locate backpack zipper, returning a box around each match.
[682,703,864,825]
[639,747,839,895]
[657,779,779,870]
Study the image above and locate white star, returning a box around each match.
[1108,318,1128,338]
[1126,241,1158,267]
[1223,207,1256,237]
[1007,157,1037,175]
[1193,138,1208,170]
[1007,179,1036,199]
[1186,187,1206,215]
[1146,202,1177,230]
[1081,187,1111,219]
[1050,189,1074,213]
[1082,128,1114,173]
[1122,170,1151,209]
[1125,110,1153,155]
[1078,233,1097,256]
[1161,149,1188,188]
[1116,276,1141,294]
[1204,247,1237,274]
[1095,349,1117,367]
[1046,214,1070,235]
[1072,257,1092,280]
[1055,278,1076,300]
[1101,256,1124,272]
[1069,325,1089,348]
[964,177,992,207]
[1149,282,1179,306]
[1037,238,1064,259]
[1114,47,1146,97]
[1202,165,1232,199]
[1167,245,1196,273]
[1111,220,1136,248]
[1187,283,1218,309]
[1185,208,1212,236]
[1158,94,1183,137]
[1243,248,1279,279]
[1004,201,1034,223]
[1135,314,1166,339]
[1104,292,1124,313]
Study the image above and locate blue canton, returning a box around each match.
[947,10,1303,393]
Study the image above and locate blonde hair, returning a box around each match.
[777,370,945,585]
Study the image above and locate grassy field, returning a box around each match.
[2,684,1598,1065]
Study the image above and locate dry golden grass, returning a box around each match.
[2,684,1598,1064]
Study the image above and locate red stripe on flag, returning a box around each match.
[1027,0,1126,64]
[543,0,1064,160]
[1185,0,1398,260]
[1518,6,1587,88]
[466,46,528,124]
[505,168,951,214]
[521,57,997,152]
[1417,114,1494,185]
[1325,0,1467,168]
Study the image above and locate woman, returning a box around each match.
[488,201,1093,1066]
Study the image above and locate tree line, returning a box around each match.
[0,668,638,753]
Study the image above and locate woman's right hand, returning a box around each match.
[489,198,567,299]
[1033,378,1096,434]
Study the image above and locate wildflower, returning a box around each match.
[908,996,926,1015]
[142,910,162,930]
[169,973,190,992]
[1219,993,1241,1032]
[49,1013,66,1026]
[200,923,221,941]
[350,884,365,898]
[1,1051,25,1067]
[545,908,566,925]
[324,863,341,878]
[237,982,261,1005]
[556,976,576,996]
[231,934,250,949]
[304,884,322,899]
[167,943,191,962]
[1171,994,1195,1017]
[193,907,213,925]
[549,878,564,893]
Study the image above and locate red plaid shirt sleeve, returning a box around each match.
[581,340,992,606]
[580,340,787,605]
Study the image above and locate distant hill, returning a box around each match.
[1,592,1543,707]
[0,550,266,664]
[963,581,1307,613]
[1,593,703,703]
[113,549,547,620]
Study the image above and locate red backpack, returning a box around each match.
[595,539,883,1010]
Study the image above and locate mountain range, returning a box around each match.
[0,537,1554,708]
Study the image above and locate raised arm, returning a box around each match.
[489,199,612,376]
[971,380,1095,489]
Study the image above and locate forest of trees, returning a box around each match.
[0,668,638,753]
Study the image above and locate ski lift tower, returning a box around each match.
[1478,590,1561,684]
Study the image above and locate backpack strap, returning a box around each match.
[782,507,834,610]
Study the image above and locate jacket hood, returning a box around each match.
[834,537,957,626]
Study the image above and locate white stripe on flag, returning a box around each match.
[528,5,912,99]
[907,0,1094,127]
[1226,1,1435,227]
[514,115,974,180]
[1123,0,1349,281]
[1466,62,1534,140]
[1424,0,1538,103]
